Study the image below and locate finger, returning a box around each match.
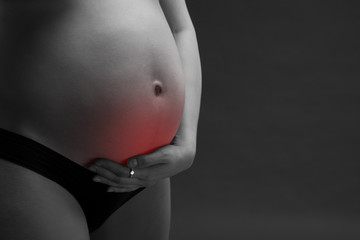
[93,158,129,177]
[93,165,144,184]
[131,146,170,168]
[91,165,121,183]
[107,186,142,193]
[112,176,144,186]
[93,176,119,187]
[92,165,143,185]
[125,165,168,185]
[93,175,142,189]
[88,165,97,172]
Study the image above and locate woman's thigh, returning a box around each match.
[0,158,90,240]
[90,178,171,240]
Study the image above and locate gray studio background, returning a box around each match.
[170,1,360,240]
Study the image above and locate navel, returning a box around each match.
[153,80,163,96]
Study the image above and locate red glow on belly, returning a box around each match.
[100,82,184,166]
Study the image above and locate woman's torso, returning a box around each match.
[0,0,185,166]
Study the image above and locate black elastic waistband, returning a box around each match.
[0,128,98,190]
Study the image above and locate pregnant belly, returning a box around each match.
[15,75,185,166]
[3,67,185,167]
[0,0,185,166]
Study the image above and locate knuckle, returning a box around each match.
[102,172,117,183]
[160,149,171,159]
[167,155,177,164]
[137,157,145,167]
[108,165,117,173]
[114,177,122,184]
[102,170,112,178]
[119,168,129,177]
[163,149,176,163]
[111,175,121,183]
[95,166,107,175]
[88,166,97,172]
[94,158,106,166]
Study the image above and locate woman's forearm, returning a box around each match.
[173,27,202,154]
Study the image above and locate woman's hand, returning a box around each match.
[87,138,196,192]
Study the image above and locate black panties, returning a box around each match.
[0,128,144,232]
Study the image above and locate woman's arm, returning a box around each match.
[160,0,202,159]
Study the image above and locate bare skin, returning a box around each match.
[0,0,201,239]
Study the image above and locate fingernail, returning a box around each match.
[129,159,138,168]
[93,177,101,182]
